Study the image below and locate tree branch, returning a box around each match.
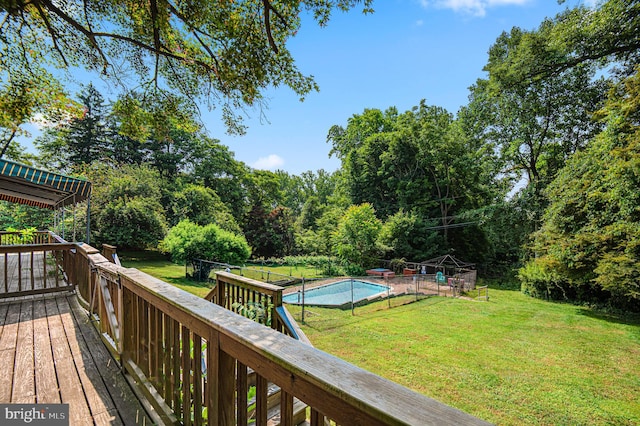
[38,0,110,72]
[0,129,18,159]
[149,0,161,85]
[32,1,69,67]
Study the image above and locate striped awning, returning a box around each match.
[0,159,91,209]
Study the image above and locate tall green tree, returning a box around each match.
[492,0,640,84]
[36,84,109,171]
[192,139,248,222]
[476,34,608,195]
[522,69,640,309]
[110,91,204,178]
[168,183,241,234]
[85,164,167,249]
[328,101,501,260]
[333,203,382,268]
[379,210,441,262]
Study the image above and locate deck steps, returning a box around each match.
[246,380,308,426]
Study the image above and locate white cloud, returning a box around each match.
[252,154,285,170]
[420,0,530,17]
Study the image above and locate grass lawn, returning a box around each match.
[285,290,640,425]
[242,263,326,279]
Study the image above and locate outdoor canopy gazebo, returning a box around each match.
[419,254,477,289]
[0,158,92,242]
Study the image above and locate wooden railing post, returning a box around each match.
[207,331,235,425]
[272,291,282,331]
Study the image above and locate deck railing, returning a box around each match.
[3,234,488,425]
[0,230,76,299]
[204,272,312,345]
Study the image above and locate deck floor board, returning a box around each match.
[0,302,20,402]
[13,300,35,403]
[56,296,119,420]
[33,298,61,404]
[0,294,153,425]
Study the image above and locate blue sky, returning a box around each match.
[21,0,590,175]
[215,0,588,175]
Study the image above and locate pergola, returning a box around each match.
[0,158,92,242]
[418,254,475,276]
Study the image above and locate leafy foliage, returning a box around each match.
[333,203,382,268]
[0,0,373,134]
[161,219,251,265]
[0,202,52,230]
[168,183,240,233]
[523,69,640,309]
[87,164,167,249]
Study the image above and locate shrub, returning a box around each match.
[518,257,567,300]
[161,219,251,265]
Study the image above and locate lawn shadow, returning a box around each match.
[576,306,640,327]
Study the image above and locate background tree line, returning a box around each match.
[1,0,638,310]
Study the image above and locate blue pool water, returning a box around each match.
[283,280,390,307]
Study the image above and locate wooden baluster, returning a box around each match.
[132,295,140,366]
[149,305,158,388]
[121,287,135,365]
[310,408,324,426]
[18,252,22,291]
[181,325,191,426]
[162,313,173,406]
[236,361,248,426]
[42,250,47,289]
[30,251,34,290]
[54,251,60,288]
[140,300,150,377]
[4,252,7,293]
[206,331,235,426]
[280,390,294,426]
[172,319,181,418]
[255,374,268,426]
[193,334,203,426]
[155,308,164,395]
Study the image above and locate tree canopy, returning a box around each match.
[0,0,373,137]
[522,68,640,307]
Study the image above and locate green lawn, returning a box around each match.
[242,263,326,280]
[285,291,640,425]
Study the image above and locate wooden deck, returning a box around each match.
[0,293,153,425]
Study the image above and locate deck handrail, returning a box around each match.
[58,245,488,425]
[0,241,77,298]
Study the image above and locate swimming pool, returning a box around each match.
[283,280,390,308]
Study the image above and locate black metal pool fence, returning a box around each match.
[187,259,298,285]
